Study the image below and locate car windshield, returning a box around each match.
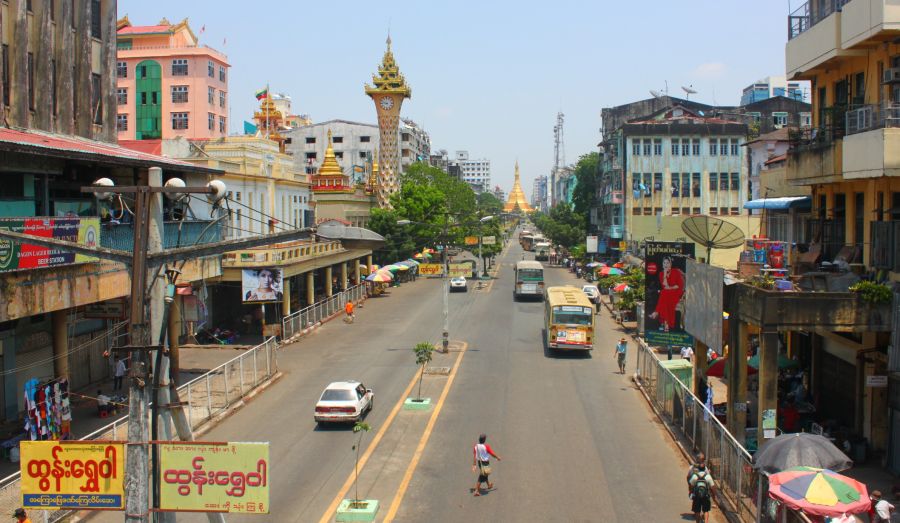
[552,309,593,325]
[321,389,355,401]
[583,286,598,293]
[452,277,465,282]
[518,269,543,279]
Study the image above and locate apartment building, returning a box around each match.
[455,150,492,193]
[741,76,810,105]
[115,17,230,140]
[532,175,548,212]
[399,118,430,170]
[285,120,379,184]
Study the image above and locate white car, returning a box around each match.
[449,276,468,292]
[314,381,374,425]
[582,285,600,304]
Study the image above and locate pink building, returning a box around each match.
[115,17,229,141]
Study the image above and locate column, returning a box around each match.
[167,294,181,383]
[282,278,291,317]
[757,331,779,443]
[340,262,348,291]
[306,271,315,306]
[354,259,361,285]
[325,267,333,297]
[727,320,749,444]
[693,340,708,398]
[51,310,68,380]
[366,255,373,270]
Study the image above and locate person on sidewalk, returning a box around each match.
[13,508,31,523]
[688,461,716,523]
[871,490,895,522]
[113,356,127,391]
[614,338,628,374]
[344,301,355,324]
[472,433,501,496]
[686,452,706,490]
[96,390,112,415]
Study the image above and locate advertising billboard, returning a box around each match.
[684,258,724,354]
[448,262,474,278]
[0,217,99,272]
[418,263,443,276]
[586,235,598,254]
[241,268,284,303]
[21,442,125,510]
[464,236,478,246]
[159,442,269,514]
[481,236,496,245]
[644,242,695,347]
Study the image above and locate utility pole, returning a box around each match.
[441,212,450,353]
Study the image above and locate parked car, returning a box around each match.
[450,276,468,292]
[314,381,374,425]
[581,285,600,304]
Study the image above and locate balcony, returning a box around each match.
[871,220,900,272]
[842,103,900,179]
[840,0,900,49]
[221,239,344,268]
[100,220,222,251]
[787,0,847,76]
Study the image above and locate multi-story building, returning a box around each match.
[285,120,379,185]
[492,186,506,203]
[455,151,492,193]
[532,175,548,212]
[115,17,230,140]
[271,92,312,130]
[0,1,224,421]
[741,75,810,105]
[399,118,430,170]
[429,149,450,173]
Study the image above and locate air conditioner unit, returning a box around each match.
[883,67,900,83]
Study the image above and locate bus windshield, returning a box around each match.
[518,268,543,280]
[552,308,593,326]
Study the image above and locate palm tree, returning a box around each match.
[414,342,435,400]
[351,421,371,506]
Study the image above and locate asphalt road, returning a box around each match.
[86,237,721,522]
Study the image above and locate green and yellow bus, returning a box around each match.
[544,286,595,351]
[513,260,544,300]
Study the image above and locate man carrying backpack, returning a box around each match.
[688,460,716,523]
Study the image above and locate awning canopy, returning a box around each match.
[743,196,811,211]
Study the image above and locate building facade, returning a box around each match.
[115,17,230,141]
[741,75,810,105]
[532,175,548,212]
[270,92,312,130]
[399,118,430,170]
[285,119,380,185]
[455,151,492,193]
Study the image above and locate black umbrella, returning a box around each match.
[753,433,853,475]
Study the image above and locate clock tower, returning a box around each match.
[365,36,411,209]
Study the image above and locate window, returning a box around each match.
[671,173,681,197]
[219,90,226,108]
[172,59,188,76]
[172,112,189,130]
[643,139,651,156]
[681,173,690,196]
[671,139,680,156]
[2,45,8,106]
[305,137,316,144]
[333,136,344,144]
[208,60,215,78]
[653,139,662,156]
[682,140,690,156]
[27,53,34,111]
[730,139,739,156]
[692,173,701,197]
[335,152,343,159]
[719,140,728,156]
[219,115,227,133]
[709,139,718,156]
[800,112,812,127]
[91,73,101,124]
[692,139,700,156]
[117,114,128,131]
[359,151,368,159]
[720,174,729,191]
[773,112,788,127]
[730,173,740,191]
[747,112,761,123]
[117,61,127,78]
[219,65,226,82]
[360,136,371,143]
[305,152,317,161]
[116,88,127,105]
[90,0,101,38]
[208,112,215,131]
[208,86,215,104]
[709,173,718,191]
[140,92,147,105]
[633,139,641,156]
[171,85,188,103]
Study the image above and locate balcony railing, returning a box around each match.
[788,0,850,40]
[845,102,900,135]
[100,220,222,251]
[789,107,847,153]
[221,239,344,267]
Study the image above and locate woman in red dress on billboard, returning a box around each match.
[649,256,684,331]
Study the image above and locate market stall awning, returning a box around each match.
[743,196,811,211]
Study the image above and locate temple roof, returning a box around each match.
[504,161,532,212]
[364,36,411,98]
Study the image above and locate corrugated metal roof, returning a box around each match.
[0,127,220,174]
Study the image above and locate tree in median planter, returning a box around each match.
[351,421,371,506]
[414,341,435,400]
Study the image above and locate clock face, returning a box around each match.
[379,96,394,111]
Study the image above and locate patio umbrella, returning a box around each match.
[599,267,624,276]
[613,262,625,268]
[382,264,404,272]
[612,283,630,293]
[365,270,394,282]
[767,466,870,517]
[413,252,432,260]
[402,259,420,266]
[585,261,602,268]
[748,353,800,370]
[754,433,853,474]
[705,357,758,378]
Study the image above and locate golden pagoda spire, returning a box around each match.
[318,130,343,177]
[312,130,351,192]
[504,160,532,212]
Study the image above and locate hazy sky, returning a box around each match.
[119,0,794,200]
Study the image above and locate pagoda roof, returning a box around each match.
[364,36,411,98]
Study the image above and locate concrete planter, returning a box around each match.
[403,397,432,410]
[336,499,379,522]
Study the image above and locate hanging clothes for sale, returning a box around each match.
[22,377,72,441]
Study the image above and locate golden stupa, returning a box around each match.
[311,130,352,192]
[504,161,532,212]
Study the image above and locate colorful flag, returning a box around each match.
[255,87,268,100]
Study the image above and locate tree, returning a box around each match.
[571,152,600,221]
[413,341,435,400]
[351,421,371,506]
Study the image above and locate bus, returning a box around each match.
[544,286,595,351]
[534,242,551,261]
[520,235,536,251]
[513,260,544,300]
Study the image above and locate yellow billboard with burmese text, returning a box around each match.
[21,441,125,510]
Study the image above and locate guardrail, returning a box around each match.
[634,339,759,523]
[0,336,279,522]
[282,283,367,340]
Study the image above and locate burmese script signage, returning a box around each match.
[418,263,444,276]
[20,442,125,510]
[0,217,100,273]
[448,262,474,278]
[159,442,269,514]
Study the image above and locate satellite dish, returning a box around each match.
[650,90,663,98]
[682,85,697,94]
[681,215,746,263]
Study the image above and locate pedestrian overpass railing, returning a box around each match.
[281,283,367,340]
[635,339,759,523]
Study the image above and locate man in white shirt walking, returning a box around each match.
[113,356,127,391]
[871,490,895,523]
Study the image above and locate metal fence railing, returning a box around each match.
[0,336,279,522]
[634,339,759,523]
[282,283,367,340]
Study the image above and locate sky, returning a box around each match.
[119,0,795,201]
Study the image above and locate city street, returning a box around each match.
[80,238,725,523]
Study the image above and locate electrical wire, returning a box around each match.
[217,195,296,233]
